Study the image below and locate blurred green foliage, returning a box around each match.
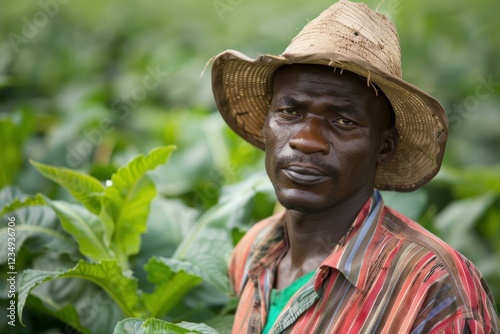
[1,0,499,332]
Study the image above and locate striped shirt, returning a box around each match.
[229,191,500,333]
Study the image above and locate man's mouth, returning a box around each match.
[282,165,328,185]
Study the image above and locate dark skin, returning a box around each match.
[262,64,398,289]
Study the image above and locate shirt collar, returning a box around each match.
[319,190,385,291]
[247,191,385,291]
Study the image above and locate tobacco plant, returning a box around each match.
[0,145,274,333]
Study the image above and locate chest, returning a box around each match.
[234,269,428,334]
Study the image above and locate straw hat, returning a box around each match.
[210,0,448,191]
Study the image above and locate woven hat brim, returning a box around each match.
[211,50,448,191]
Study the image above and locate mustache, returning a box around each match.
[276,155,340,179]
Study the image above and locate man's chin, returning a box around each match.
[277,196,329,214]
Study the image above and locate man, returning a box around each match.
[210,0,500,333]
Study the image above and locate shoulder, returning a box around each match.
[228,211,285,295]
[381,206,477,281]
[381,206,485,293]
[232,211,284,264]
[380,206,500,332]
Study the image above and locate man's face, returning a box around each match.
[263,64,396,213]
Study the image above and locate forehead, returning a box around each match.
[272,64,371,96]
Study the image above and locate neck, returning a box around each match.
[283,190,372,269]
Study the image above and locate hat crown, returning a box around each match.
[282,0,402,78]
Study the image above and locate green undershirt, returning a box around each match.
[262,270,315,334]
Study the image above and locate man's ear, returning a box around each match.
[378,127,398,164]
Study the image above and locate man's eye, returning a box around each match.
[335,118,355,126]
[278,108,300,117]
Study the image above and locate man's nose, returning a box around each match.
[289,119,330,155]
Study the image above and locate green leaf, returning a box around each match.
[177,321,222,334]
[381,189,428,221]
[434,193,496,258]
[435,193,496,231]
[0,206,77,263]
[179,233,232,294]
[0,193,46,216]
[0,186,26,208]
[481,205,500,253]
[456,165,500,197]
[202,314,235,334]
[173,173,272,293]
[231,228,246,246]
[1,193,110,262]
[108,146,176,197]
[102,145,175,265]
[30,273,126,334]
[134,197,199,266]
[18,259,146,325]
[142,257,202,317]
[434,165,500,198]
[0,110,33,188]
[30,160,105,215]
[106,175,157,266]
[173,172,270,259]
[113,318,220,334]
[46,199,114,262]
[27,293,91,334]
[0,187,77,262]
